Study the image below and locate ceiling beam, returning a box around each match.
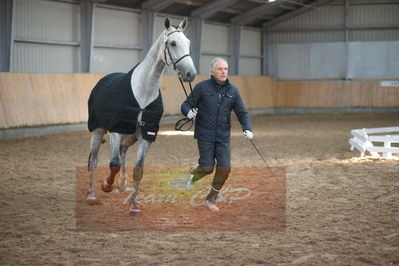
[280,4,296,10]
[177,0,243,16]
[262,0,335,29]
[175,0,202,7]
[142,0,176,12]
[230,0,284,25]
[191,0,239,19]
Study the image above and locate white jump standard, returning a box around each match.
[349,127,399,159]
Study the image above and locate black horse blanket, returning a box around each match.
[88,65,164,142]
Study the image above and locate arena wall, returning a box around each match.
[0,73,398,129]
[275,80,399,108]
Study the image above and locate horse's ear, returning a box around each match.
[178,18,188,31]
[165,17,171,30]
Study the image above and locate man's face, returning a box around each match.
[211,60,228,84]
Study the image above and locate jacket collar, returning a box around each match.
[211,76,231,90]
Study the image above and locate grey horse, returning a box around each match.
[86,17,197,216]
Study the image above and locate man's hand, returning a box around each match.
[187,108,198,119]
[243,130,254,140]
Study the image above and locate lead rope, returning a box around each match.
[175,76,195,131]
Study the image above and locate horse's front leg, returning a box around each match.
[118,135,137,191]
[130,136,151,216]
[101,132,122,192]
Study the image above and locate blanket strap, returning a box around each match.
[130,106,157,114]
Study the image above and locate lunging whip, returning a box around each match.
[249,138,279,180]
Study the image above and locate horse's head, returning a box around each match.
[163,17,197,82]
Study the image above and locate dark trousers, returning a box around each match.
[192,140,231,202]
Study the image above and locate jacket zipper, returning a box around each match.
[215,87,230,141]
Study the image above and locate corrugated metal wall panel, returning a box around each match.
[268,1,399,44]
[91,48,139,73]
[347,41,399,79]
[349,3,399,41]
[267,2,345,44]
[350,29,399,41]
[240,28,262,75]
[270,40,399,79]
[239,58,261,76]
[241,28,261,56]
[271,4,344,30]
[94,7,140,46]
[13,0,79,72]
[200,23,230,74]
[265,0,399,79]
[271,42,346,79]
[14,0,79,42]
[13,43,79,73]
[202,23,229,55]
[269,31,344,44]
[350,4,399,28]
[92,7,141,73]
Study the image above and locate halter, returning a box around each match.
[163,29,195,131]
[164,30,191,71]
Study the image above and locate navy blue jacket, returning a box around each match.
[181,76,251,142]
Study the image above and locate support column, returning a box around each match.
[141,10,155,60]
[80,0,94,73]
[262,29,272,76]
[0,0,14,72]
[229,24,241,75]
[190,17,203,73]
[344,0,349,80]
[262,31,267,75]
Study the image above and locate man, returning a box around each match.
[181,57,254,212]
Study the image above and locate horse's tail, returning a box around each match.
[87,89,99,132]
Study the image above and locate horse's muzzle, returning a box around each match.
[181,69,197,82]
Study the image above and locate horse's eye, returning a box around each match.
[170,41,176,47]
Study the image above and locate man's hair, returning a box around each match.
[210,57,228,73]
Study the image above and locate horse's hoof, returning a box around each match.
[130,210,141,217]
[129,207,141,217]
[118,187,127,192]
[117,180,128,192]
[86,198,100,205]
[101,180,113,192]
[87,194,96,200]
